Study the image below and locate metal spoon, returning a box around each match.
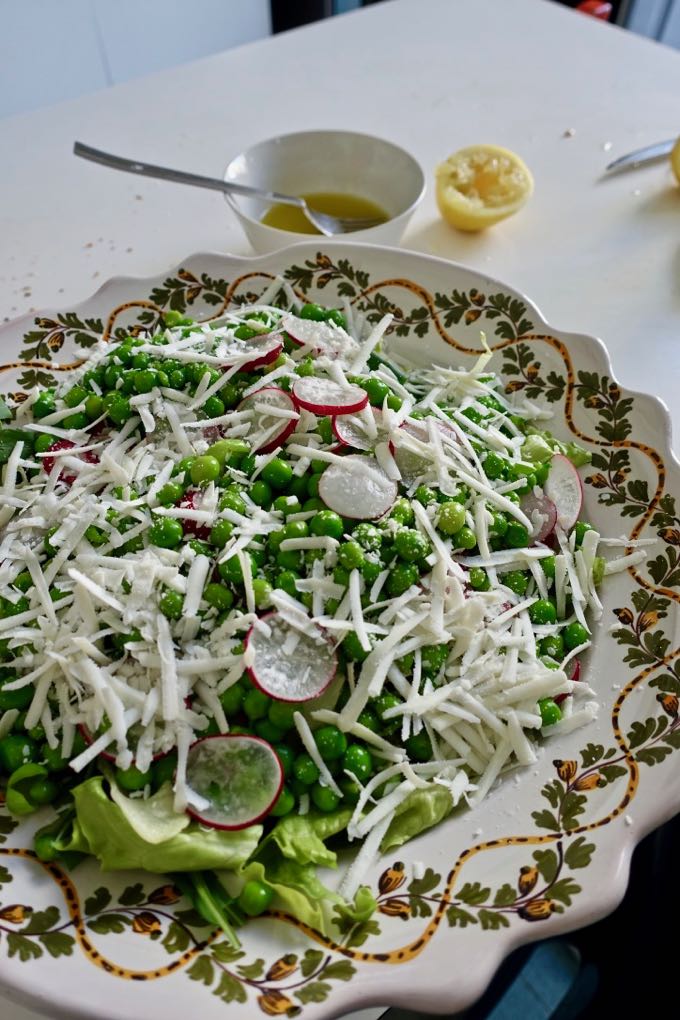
[73,141,383,236]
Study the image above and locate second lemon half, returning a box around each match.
[435,144,533,231]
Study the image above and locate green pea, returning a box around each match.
[190,455,221,486]
[505,521,530,548]
[362,377,390,407]
[107,396,132,425]
[405,731,433,763]
[361,557,382,585]
[157,481,184,506]
[311,510,343,539]
[233,324,258,340]
[300,302,326,321]
[535,462,550,486]
[538,698,562,727]
[218,554,256,586]
[252,578,272,608]
[311,783,340,812]
[529,599,557,625]
[324,308,346,328]
[149,518,184,548]
[240,453,257,476]
[202,396,225,419]
[563,622,589,651]
[314,725,347,761]
[207,520,232,548]
[317,416,333,444]
[269,785,295,817]
[541,555,556,579]
[13,571,32,592]
[390,498,414,526]
[41,742,68,773]
[337,540,364,571]
[34,433,54,454]
[293,753,320,785]
[0,735,40,773]
[338,775,361,804]
[373,693,402,736]
[219,683,244,716]
[455,526,477,551]
[483,452,506,479]
[0,671,33,711]
[84,394,104,420]
[273,494,301,516]
[342,744,373,782]
[204,583,234,612]
[573,521,593,547]
[306,473,323,499]
[219,490,247,515]
[255,718,285,744]
[268,701,296,731]
[394,529,430,563]
[243,688,270,721]
[490,512,508,536]
[357,708,379,732]
[276,549,302,572]
[133,369,156,394]
[32,391,56,419]
[159,590,184,619]
[414,485,437,506]
[502,570,529,596]
[28,777,59,805]
[283,520,308,540]
[342,631,371,662]
[261,457,293,489]
[539,635,564,660]
[238,880,273,917]
[421,644,448,677]
[467,567,490,591]
[387,562,419,597]
[273,743,295,779]
[275,570,299,597]
[250,480,272,507]
[353,523,382,551]
[62,411,89,430]
[462,406,483,425]
[152,752,178,791]
[436,499,468,534]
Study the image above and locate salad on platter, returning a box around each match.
[0,288,645,943]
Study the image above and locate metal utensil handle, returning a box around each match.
[73,142,304,208]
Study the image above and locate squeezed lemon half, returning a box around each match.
[435,144,534,231]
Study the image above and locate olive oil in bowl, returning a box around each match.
[261,192,389,234]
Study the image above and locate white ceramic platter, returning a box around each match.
[0,242,679,1019]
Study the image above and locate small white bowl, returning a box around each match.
[223,129,425,252]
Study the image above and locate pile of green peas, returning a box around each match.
[0,301,602,835]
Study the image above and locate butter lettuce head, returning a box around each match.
[68,777,261,872]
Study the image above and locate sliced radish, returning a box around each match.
[318,454,398,519]
[217,333,283,372]
[392,419,460,487]
[43,439,99,483]
[544,454,583,532]
[185,734,283,830]
[333,408,389,451]
[237,386,299,454]
[281,314,358,360]
[245,611,337,702]
[177,489,211,539]
[292,376,368,415]
[521,492,557,542]
[556,659,581,705]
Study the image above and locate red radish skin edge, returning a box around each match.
[185,733,284,831]
[556,659,581,706]
[333,409,386,451]
[237,387,300,454]
[291,378,369,416]
[244,610,338,703]
[241,340,283,372]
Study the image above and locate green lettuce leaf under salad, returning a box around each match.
[0,294,642,943]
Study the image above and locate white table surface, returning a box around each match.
[1,0,679,1016]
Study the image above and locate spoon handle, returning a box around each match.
[73,142,304,208]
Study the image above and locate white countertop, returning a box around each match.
[1,0,679,1016]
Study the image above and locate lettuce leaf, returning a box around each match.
[68,777,261,872]
[523,428,591,468]
[108,780,190,844]
[381,786,453,851]
[262,808,352,868]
